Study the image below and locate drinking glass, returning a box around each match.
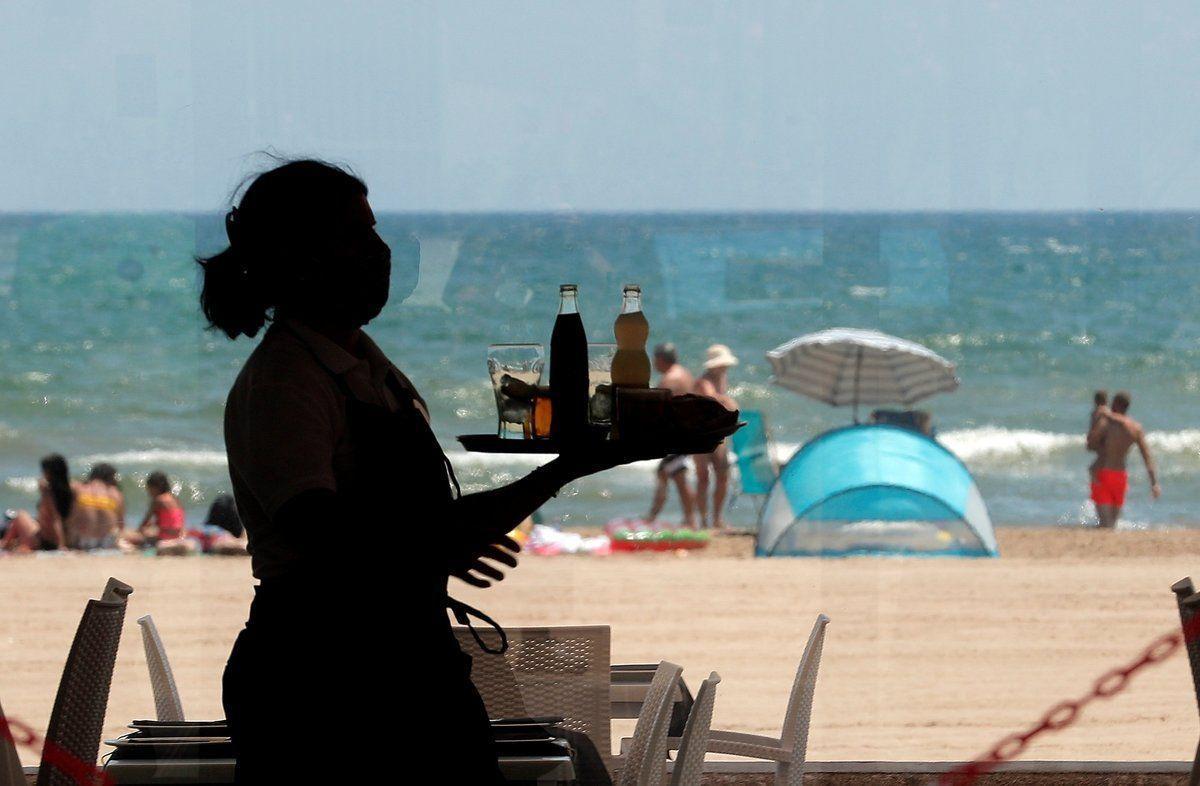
[487,343,544,438]
[587,343,617,426]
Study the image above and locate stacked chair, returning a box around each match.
[136,615,185,722]
[1,697,27,786]
[38,578,133,786]
[667,614,830,786]
[1171,578,1200,786]
[456,624,613,783]
[0,579,133,786]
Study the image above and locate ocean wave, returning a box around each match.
[76,449,229,467]
[767,426,1200,465]
[940,427,1080,460]
[941,427,1200,461]
[4,476,39,494]
[444,449,662,474]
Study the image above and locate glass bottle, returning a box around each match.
[550,284,589,439]
[611,285,651,389]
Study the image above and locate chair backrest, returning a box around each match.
[731,410,776,496]
[777,614,830,779]
[137,615,185,722]
[37,577,132,786]
[455,625,612,772]
[0,698,26,786]
[1173,578,1200,712]
[670,672,720,786]
[619,660,683,786]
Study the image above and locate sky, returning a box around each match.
[1,0,1199,212]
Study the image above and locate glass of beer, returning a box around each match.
[487,344,544,438]
[587,342,617,426]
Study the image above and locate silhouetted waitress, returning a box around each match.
[201,160,640,783]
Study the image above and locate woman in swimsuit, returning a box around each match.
[2,454,71,551]
[121,471,194,554]
[70,462,125,550]
[693,344,740,530]
[202,159,652,783]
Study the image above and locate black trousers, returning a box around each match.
[223,580,503,784]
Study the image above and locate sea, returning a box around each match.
[1,212,1198,533]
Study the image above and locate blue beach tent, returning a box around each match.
[756,424,998,558]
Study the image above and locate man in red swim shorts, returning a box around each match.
[1086,390,1161,528]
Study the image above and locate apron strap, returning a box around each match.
[448,596,509,655]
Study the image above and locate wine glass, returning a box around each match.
[487,343,544,438]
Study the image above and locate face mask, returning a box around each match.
[292,245,391,328]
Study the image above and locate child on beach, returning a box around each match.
[1087,390,1110,483]
[121,471,195,555]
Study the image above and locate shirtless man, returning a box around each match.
[645,343,698,527]
[1086,390,1161,528]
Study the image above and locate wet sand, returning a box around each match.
[2,527,1199,766]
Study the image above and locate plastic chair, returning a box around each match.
[668,672,720,786]
[1172,577,1200,786]
[0,697,26,786]
[702,614,829,785]
[617,661,683,786]
[729,410,778,522]
[136,615,185,722]
[455,624,612,782]
[37,577,132,786]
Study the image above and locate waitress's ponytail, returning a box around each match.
[199,223,269,339]
[196,158,367,340]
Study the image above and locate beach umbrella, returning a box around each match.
[766,328,958,421]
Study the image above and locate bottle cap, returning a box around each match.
[623,284,641,293]
[560,284,578,292]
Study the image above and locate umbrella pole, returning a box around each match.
[852,346,863,424]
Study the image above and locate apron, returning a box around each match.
[223,331,505,784]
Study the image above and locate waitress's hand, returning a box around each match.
[450,534,521,589]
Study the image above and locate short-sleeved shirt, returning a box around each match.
[223,318,429,580]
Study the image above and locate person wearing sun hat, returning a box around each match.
[693,344,739,529]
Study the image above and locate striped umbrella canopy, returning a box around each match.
[766,328,959,418]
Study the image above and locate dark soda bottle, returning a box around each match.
[550,284,589,440]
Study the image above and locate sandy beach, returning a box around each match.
[2,527,1199,767]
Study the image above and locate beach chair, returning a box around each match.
[455,624,613,782]
[0,698,25,786]
[37,577,132,786]
[617,661,683,786]
[137,615,185,722]
[729,410,778,523]
[665,672,720,786]
[698,614,829,786]
[1171,577,1200,786]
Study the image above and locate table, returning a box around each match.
[104,747,575,784]
[610,664,694,737]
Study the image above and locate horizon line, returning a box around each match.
[0,207,1198,217]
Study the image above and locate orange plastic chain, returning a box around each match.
[941,612,1200,785]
